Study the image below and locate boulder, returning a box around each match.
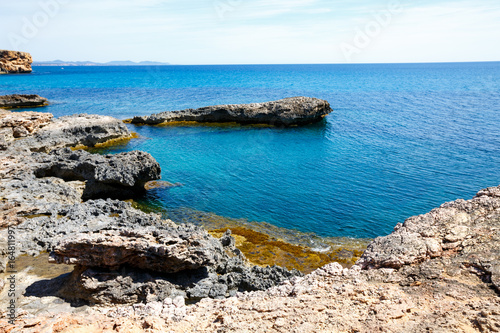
[131,97,332,127]
[33,148,161,199]
[49,227,223,273]
[0,50,32,73]
[0,94,48,109]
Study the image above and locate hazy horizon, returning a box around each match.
[2,0,500,65]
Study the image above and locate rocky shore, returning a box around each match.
[0,110,302,315]
[130,97,333,127]
[0,50,32,74]
[0,109,498,332]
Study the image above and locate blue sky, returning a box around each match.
[1,0,499,64]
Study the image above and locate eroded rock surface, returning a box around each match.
[33,148,161,199]
[131,97,332,127]
[12,113,132,152]
[49,227,222,273]
[0,50,32,73]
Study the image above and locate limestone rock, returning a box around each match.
[0,94,48,109]
[0,50,32,73]
[131,97,332,127]
[49,227,222,273]
[356,185,500,290]
[11,113,131,152]
[33,148,161,199]
[0,109,53,143]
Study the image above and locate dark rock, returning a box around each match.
[33,148,161,199]
[0,94,48,109]
[0,50,32,73]
[131,97,332,127]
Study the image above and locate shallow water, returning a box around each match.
[2,62,499,239]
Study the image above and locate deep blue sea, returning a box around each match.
[1,63,499,239]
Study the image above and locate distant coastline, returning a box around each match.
[33,60,170,66]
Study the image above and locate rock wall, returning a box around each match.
[0,50,32,74]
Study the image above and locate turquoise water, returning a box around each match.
[1,63,499,238]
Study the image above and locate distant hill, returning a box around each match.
[33,60,170,66]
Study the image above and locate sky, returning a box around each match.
[1,0,499,64]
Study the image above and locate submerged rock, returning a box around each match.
[0,94,48,109]
[131,97,332,127]
[0,50,32,73]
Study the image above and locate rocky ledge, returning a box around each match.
[130,97,333,127]
[0,50,32,74]
[0,110,132,152]
[0,94,48,109]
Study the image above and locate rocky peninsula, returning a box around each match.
[0,108,498,332]
[130,97,332,127]
[0,50,32,74]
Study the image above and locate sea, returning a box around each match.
[2,62,499,241]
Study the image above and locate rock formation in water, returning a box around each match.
[0,94,48,109]
[130,97,333,127]
[0,50,33,73]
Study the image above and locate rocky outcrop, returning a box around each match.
[356,185,500,292]
[0,50,32,73]
[11,113,132,152]
[0,109,52,144]
[0,94,48,109]
[33,148,161,199]
[0,110,132,152]
[49,227,222,273]
[130,97,333,127]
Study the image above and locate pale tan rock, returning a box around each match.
[0,50,32,73]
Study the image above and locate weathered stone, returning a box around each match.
[0,94,48,109]
[356,186,500,272]
[11,113,132,152]
[33,148,161,199]
[49,227,223,273]
[0,109,53,142]
[0,50,32,73]
[131,97,332,127]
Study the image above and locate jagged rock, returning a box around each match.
[46,220,302,305]
[357,185,500,291]
[0,94,48,109]
[10,113,131,152]
[49,227,223,273]
[0,109,53,142]
[130,97,332,127]
[33,148,161,199]
[0,50,32,73]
